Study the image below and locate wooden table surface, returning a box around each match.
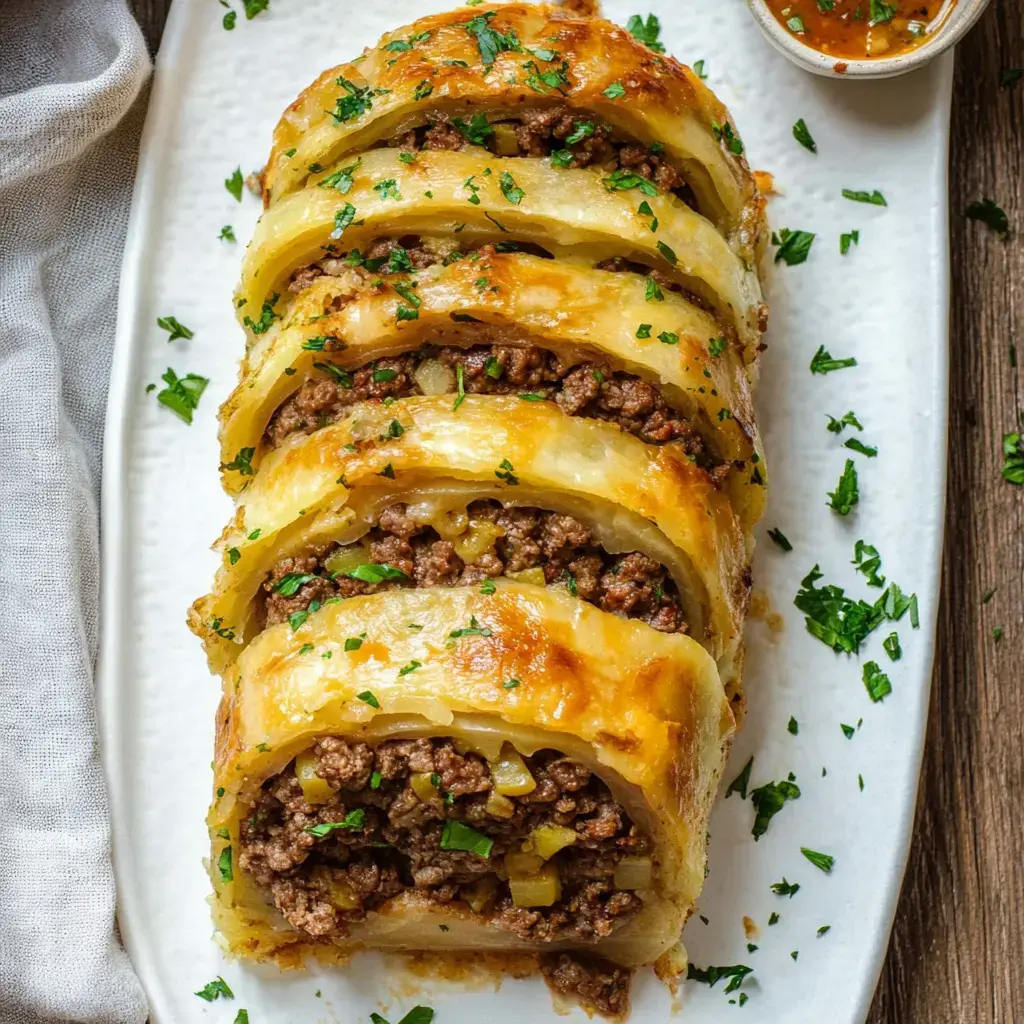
[129,2,1023,1020]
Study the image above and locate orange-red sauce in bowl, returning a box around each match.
[764,0,957,60]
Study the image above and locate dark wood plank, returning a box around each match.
[127,2,1024,1020]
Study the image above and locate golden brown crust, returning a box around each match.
[207,585,734,966]
[219,251,766,527]
[262,4,765,260]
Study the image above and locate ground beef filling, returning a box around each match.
[260,499,687,634]
[238,738,649,948]
[265,340,710,458]
[385,105,693,205]
[541,952,632,1018]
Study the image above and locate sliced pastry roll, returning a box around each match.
[261,3,765,265]
[219,249,765,528]
[239,148,764,362]
[207,585,734,970]
[191,395,750,693]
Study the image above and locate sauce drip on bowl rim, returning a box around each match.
[763,0,957,60]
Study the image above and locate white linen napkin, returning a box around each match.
[0,1,151,1020]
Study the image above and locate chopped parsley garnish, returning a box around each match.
[398,660,421,676]
[708,336,726,357]
[840,229,860,255]
[842,188,888,206]
[1002,431,1024,483]
[503,677,521,689]
[827,410,863,433]
[440,820,493,857]
[464,11,521,65]
[329,76,380,124]
[793,118,816,153]
[603,81,626,100]
[725,755,753,799]
[227,547,241,565]
[636,324,652,339]
[711,119,743,155]
[344,636,364,651]
[195,976,234,1001]
[644,277,664,302]
[787,716,798,735]
[453,112,494,146]
[883,632,902,660]
[810,345,857,374]
[225,167,244,202]
[319,159,360,194]
[499,170,524,204]
[452,365,467,411]
[157,315,193,341]
[216,845,233,883]
[242,0,268,17]
[801,847,835,873]
[374,178,401,201]
[330,203,357,238]
[845,437,878,458]
[370,770,383,790]
[817,925,831,937]
[656,240,677,265]
[768,912,780,925]
[373,367,398,382]
[304,809,366,837]
[771,878,800,897]
[480,578,497,594]
[869,0,897,24]
[384,30,431,52]
[750,776,801,839]
[658,330,679,346]
[772,228,815,266]
[243,293,281,334]
[767,528,792,552]
[218,225,236,242]
[603,168,657,197]
[357,691,380,709]
[550,149,573,168]
[344,563,408,583]
[220,446,255,476]
[841,723,856,739]
[273,572,318,597]
[494,457,518,485]
[686,963,753,994]
[692,59,707,79]
[853,540,885,587]
[863,661,892,702]
[234,1011,249,1024]
[156,368,208,424]
[827,459,859,516]
[626,13,665,52]
[565,122,594,145]
[637,199,658,231]
[370,1007,436,1024]
[392,280,421,322]
[448,615,492,639]
[523,59,571,94]
[223,10,236,29]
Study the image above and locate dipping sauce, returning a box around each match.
[765,1,956,60]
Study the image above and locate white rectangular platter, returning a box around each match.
[99,1,952,1021]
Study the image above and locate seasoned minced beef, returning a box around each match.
[386,105,692,204]
[264,341,708,457]
[541,952,632,1018]
[260,499,687,634]
[238,738,649,947]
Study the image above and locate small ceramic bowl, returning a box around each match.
[746,0,992,79]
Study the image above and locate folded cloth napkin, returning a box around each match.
[0,1,151,1021]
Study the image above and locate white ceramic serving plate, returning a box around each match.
[99,2,952,1021]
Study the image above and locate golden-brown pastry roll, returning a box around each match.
[261,3,765,265]
[207,585,734,968]
[218,250,766,528]
[191,395,749,693]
